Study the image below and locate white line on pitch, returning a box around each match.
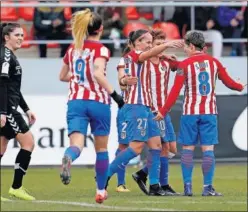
[3,200,179,211]
[132,200,246,204]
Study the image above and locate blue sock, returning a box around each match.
[147,149,161,185]
[160,156,169,186]
[64,146,81,162]
[95,151,109,190]
[181,149,194,184]
[115,148,126,186]
[109,147,137,178]
[202,151,215,186]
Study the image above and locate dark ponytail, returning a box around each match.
[1,23,21,45]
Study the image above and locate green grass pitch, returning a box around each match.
[1,164,247,211]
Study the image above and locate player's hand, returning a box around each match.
[153,111,164,121]
[124,76,138,86]
[160,54,177,61]
[165,40,184,49]
[237,78,247,90]
[26,110,36,126]
[0,114,6,128]
[230,18,239,27]
[110,91,125,108]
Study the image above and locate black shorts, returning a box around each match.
[0,110,29,140]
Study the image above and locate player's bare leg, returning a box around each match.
[8,131,36,200]
[201,145,222,196]
[60,132,84,185]
[94,136,109,204]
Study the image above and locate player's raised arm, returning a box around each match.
[154,66,185,120]
[139,40,184,63]
[215,59,245,91]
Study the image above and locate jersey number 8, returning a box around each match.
[198,71,210,96]
[75,58,85,83]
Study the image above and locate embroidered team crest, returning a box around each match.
[124,57,132,64]
[141,129,146,137]
[160,65,167,72]
[121,132,126,139]
[176,68,184,76]
[160,129,165,138]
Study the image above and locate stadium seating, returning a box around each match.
[153,22,181,39]
[0,1,19,21]
[123,22,149,37]
[125,7,140,20]
[19,1,35,21]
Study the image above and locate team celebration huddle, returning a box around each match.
[0,8,246,204]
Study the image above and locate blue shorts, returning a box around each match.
[122,104,160,142]
[67,100,111,136]
[157,114,176,142]
[117,107,129,145]
[178,114,218,146]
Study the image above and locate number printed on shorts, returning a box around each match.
[121,122,127,139]
[75,58,85,84]
[157,120,165,131]
[121,122,127,133]
[137,118,147,130]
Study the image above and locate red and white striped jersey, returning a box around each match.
[181,53,219,115]
[160,53,244,116]
[117,50,152,107]
[63,40,111,104]
[149,59,179,111]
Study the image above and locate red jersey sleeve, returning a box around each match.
[128,50,142,63]
[214,58,243,91]
[95,45,110,62]
[163,58,180,71]
[159,62,186,116]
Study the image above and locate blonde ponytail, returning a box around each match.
[71,8,93,50]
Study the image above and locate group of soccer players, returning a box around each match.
[0,8,246,204]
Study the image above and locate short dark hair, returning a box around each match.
[184,31,205,50]
[0,23,21,45]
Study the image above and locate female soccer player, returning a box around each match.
[155,31,246,196]
[106,29,183,196]
[0,23,36,201]
[132,29,180,195]
[114,43,137,192]
[58,9,124,203]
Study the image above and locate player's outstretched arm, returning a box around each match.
[216,59,245,91]
[139,40,184,63]
[59,63,71,82]
[154,68,185,121]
